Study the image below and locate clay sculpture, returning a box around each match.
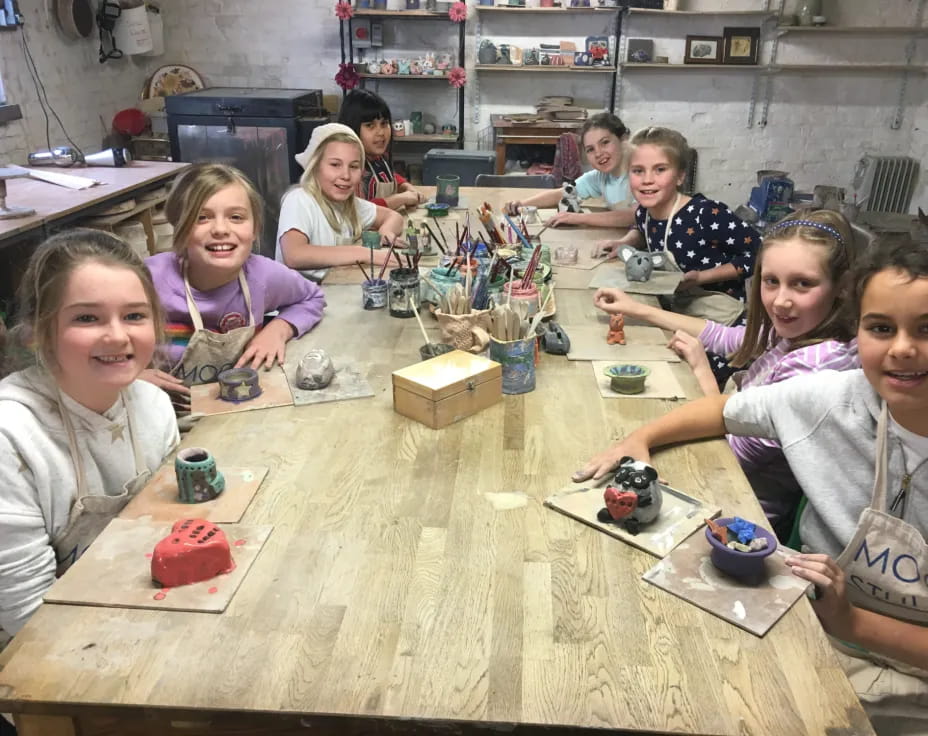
[619,245,666,282]
[297,349,336,390]
[218,367,262,402]
[606,313,626,345]
[597,456,663,535]
[558,179,582,213]
[151,518,235,588]
[175,447,225,503]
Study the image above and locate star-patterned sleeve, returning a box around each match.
[695,199,758,277]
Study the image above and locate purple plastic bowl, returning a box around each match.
[705,517,778,582]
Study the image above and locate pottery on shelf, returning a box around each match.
[296,349,336,390]
[705,517,778,582]
[603,364,650,394]
[217,367,262,403]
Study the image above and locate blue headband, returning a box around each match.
[767,219,845,246]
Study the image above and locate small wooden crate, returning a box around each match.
[392,350,502,429]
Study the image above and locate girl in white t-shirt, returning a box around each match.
[277,123,404,281]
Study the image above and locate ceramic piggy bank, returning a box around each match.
[619,245,666,282]
[381,59,396,75]
[558,179,582,213]
[597,456,663,535]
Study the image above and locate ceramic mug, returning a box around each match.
[362,230,383,249]
[175,447,225,504]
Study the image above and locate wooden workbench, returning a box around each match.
[491,116,583,175]
[0,161,189,245]
[0,188,873,736]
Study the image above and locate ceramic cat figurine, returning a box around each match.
[618,245,666,282]
[558,179,582,213]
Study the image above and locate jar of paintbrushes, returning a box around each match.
[488,302,537,394]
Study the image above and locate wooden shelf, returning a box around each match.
[474,5,614,12]
[768,64,928,74]
[80,194,167,227]
[777,25,928,35]
[352,9,452,17]
[627,8,774,15]
[621,62,758,70]
[359,72,452,79]
[394,134,460,142]
[475,64,616,72]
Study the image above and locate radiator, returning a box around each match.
[853,155,920,214]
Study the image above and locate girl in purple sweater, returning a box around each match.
[144,164,325,399]
[585,209,859,535]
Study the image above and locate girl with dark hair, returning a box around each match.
[503,111,636,229]
[337,89,424,211]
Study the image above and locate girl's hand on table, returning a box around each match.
[139,369,191,412]
[503,200,522,216]
[593,239,621,259]
[545,211,578,228]
[785,553,855,640]
[678,270,703,291]
[668,330,708,369]
[593,287,637,316]
[572,436,652,483]
[236,320,293,371]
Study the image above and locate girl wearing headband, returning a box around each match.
[583,209,860,536]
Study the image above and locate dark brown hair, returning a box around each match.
[852,234,928,323]
[730,209,856,367]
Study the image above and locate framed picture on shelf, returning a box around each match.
[684,36,722,65]
[722,27,760,65]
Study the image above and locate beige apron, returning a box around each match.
[172,268,256,386]
[367,158,398,202]
[51,390,151,576]
[647,194,745,327]
[828,403,928,730]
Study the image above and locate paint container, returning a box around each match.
[489,335,536,394]
[362,278,388,310]
[389,267,421,318]
[422,267,462,304]
[175,447,225,503]
[435,174,460,207]
[502,282,540,318]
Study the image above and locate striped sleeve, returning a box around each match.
[699,321,747,356]
[768,339,859,384]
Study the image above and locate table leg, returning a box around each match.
[495,141,506,175]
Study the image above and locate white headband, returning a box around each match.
[294,122,363,170]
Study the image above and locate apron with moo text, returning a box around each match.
[829,403,928,728]
[172,269,256,386]
[646,194,744,327]
[51,390,151,576]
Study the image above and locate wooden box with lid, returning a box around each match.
[392,350,502,429]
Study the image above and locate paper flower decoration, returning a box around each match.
[335,63,360,90]
[448,66,466,88]
[335,0,354,19]
[449,1,466,21]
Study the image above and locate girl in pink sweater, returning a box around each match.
[585,209,859,535]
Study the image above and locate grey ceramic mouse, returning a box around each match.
[619,245,666,282]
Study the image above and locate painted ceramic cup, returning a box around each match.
[435,174,460,207]
[217,367,262,403]
[603,364,650,394]
[489,335,536,394]
[175,447,225,504]
[362,278,388,310]
[706,518,778,583]
[362,230,383,249]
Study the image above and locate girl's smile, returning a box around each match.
[582,127,624,176]
[317,141,363,202]
[186,184,255,290]
[858,269,928,432]
[629,143,686,220]
[359,118,392,158]
[759,238,834,340]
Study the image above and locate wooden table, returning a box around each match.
[491,116,583,175]
[0,161,189,246]
[0,189,873,736]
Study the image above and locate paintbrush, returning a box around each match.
[430,216,449,250]
[423,221,446,254]
[528,286,554,336]
[502,213,534,251]
[378,238,399,280]
[410,294,433,347]
[355,260,372,283]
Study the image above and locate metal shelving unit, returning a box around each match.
[338,9,465,148]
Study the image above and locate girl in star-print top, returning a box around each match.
[598,126,759,317]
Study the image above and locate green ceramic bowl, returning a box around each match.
[425,202,450,217]
[603,364,650,394]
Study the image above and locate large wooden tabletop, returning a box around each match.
[0,188,873,736]
[0,161,188,244]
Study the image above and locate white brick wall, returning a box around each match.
[0,1,160,164]
[4,0,922,211]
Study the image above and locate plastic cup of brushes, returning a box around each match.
[361,279,388,310]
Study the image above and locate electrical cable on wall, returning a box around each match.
[18,22,84,158]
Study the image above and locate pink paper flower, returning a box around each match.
[448,66,466,88]
[335,1,354,19]
[335,63,360,90]
[449,1,467,22]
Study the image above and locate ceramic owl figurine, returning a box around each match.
[619,245,666,282]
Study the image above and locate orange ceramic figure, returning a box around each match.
[607,313,626,345]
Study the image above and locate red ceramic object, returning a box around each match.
[603,486,637,520]
[112,108,148,136]
[151,519,235,588]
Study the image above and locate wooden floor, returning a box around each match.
[0,189,873,736]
